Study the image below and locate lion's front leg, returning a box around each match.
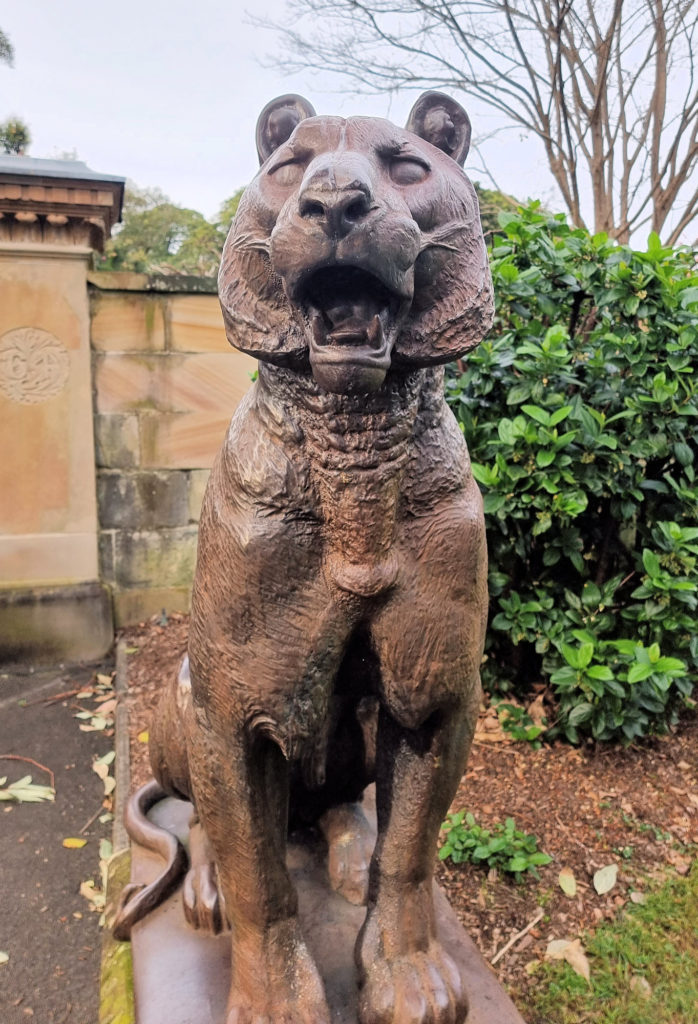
[187,719,330,1024]
[355,697,479,1024]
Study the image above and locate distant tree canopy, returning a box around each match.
[100,185,244,277]
[0,118,31,155]
[473,183,519,237]
[0,28,13,66]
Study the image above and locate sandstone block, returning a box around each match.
[139,411,231,469]
[91,292,166,352]
[0,532,98,586]
[94,353,169,414]
[98,471,190,529]
[113,528,198,589]
[112,586,191,628]
[94,351,253,417]
[0,253,99,548]
[94,413,141,469]
[187,470,210,522]
[169,295,228,353]
[99,530,116,584]
[0,582,113,667]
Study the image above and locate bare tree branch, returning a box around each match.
[260,0,698,242]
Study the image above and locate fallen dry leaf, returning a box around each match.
[527,693,547,727]
[666,849,692,876]
[545,938,590,982]
[79,879,105,912]
[593,863,618,895]
[563,939,591,982]
[0,776,55,804]
[629,975,652,999]
[559,867,577,898]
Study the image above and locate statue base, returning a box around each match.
[127,791,526,1024]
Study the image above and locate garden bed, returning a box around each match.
[120,613,698,1015]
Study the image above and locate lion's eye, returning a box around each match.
[269,161,303,187]
[389,158,429,185]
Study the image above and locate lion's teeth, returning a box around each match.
[367,314,383,349]
[311,313,328,346]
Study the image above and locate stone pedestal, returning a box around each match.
[0,155,124,665]
[127,794,526,1024]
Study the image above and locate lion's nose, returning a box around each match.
[299,186,373,238]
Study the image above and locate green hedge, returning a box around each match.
[446,204,698,743]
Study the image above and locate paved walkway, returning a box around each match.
[0,663,114,1024]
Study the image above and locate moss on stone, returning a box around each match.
[100,849,135,1024]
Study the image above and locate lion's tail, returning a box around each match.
[112,779,189,941]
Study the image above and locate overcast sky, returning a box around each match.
[0,0,555,221]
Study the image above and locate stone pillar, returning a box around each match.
[0,156,124,665]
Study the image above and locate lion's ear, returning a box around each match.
[405,92,471,166]
[256,94,316,164]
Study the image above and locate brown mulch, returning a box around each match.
[120,613,698,1001]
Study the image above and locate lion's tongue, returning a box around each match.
[312,312,383,349]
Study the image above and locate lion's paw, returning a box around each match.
[226,1000,330,1024]
[226,934,331,1024]
[182,819,226,933]
[182,858,225,934]
[319,802,376,906]
[358,947,468,1024]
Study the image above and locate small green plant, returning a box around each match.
[496,701,547,747]
[621,813,673,843]
[613,844,634,860]
[439,811,552,880]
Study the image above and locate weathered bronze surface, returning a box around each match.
[116,92,495,1024]
[125,792,525,1024]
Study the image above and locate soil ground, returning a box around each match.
[0,664,114,1024]
[121,613,698,1010]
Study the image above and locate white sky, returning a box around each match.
[0,0,553,222]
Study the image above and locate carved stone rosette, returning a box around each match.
[0,327,70,404]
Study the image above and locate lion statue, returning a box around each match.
[116,91,494,1024]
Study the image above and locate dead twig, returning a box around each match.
[25,686,88,707]
[491,909,544,965]
[79,804,105,835]
[554,814,593,852]
[472,738,519,754]
[0,754,55,790]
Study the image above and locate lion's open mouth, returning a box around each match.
[301,266,399,361]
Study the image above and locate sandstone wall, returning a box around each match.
[89,273,255,626]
